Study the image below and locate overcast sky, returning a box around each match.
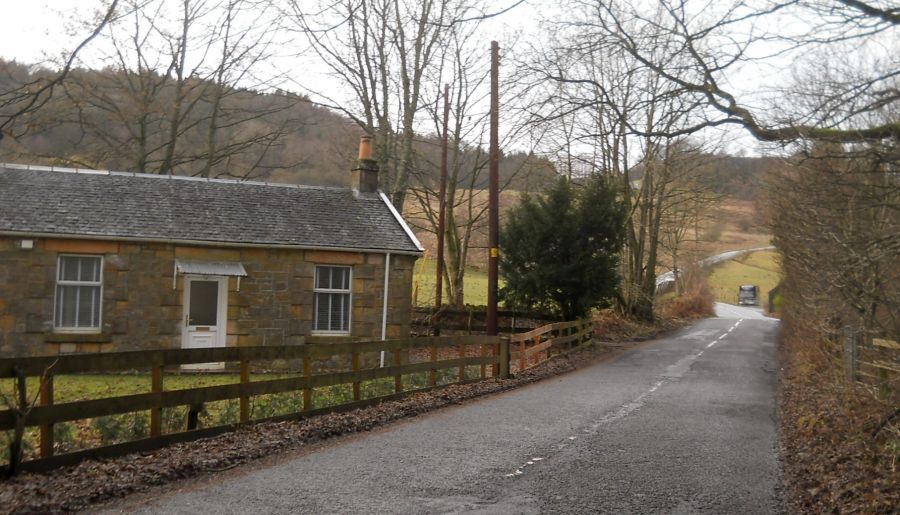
[0,0,853,158]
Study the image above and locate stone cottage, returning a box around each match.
[0,143,423,357]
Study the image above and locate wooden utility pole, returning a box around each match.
[487,41,500,336]
[435,84,450,317]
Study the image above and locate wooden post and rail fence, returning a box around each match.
[1,318,592,475]
[509,318,593,374]
[842,327,900,387]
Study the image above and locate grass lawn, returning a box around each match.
[412,258,501,307]
[707,250,782,305]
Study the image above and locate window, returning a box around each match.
[55,255,103,331]
[313,265,351,333]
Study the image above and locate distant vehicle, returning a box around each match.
[738,285,760,306]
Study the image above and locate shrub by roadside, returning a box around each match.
[591,283,713,344]
[655,270,716,321]
[656,285,716,321]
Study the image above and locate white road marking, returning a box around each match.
[503,318,749,478]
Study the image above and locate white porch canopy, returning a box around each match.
[173,260,248,290]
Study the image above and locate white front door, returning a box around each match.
[182,276,227,369]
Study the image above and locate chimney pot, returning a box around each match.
[352,136,379,196]
[358,136,373,160]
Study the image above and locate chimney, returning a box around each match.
[351,136,379,197]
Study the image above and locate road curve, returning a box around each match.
[107,315,783,514]
[714,302,773,320]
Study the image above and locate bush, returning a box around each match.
[500,176,626,319]
[657,270,715,319]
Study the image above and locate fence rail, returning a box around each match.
[509,318,593,373]
[842,328,900,382]
[1,335,506,474]
[2,318,593,474]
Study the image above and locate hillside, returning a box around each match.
[629,153,777,201]
[0,59,556,192]
[705,155,779,200]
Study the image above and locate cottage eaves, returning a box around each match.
[0,164,423,255]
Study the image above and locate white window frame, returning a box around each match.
[312,265,352,335]
[54,254,104,333]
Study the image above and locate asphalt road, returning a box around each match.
[110,307,782,514]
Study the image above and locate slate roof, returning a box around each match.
[0,164,423,254]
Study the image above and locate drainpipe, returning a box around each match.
[380,252,391,367]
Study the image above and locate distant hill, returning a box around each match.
[0,59,556,193]
[628,153,776,202]
[704,155,779,200]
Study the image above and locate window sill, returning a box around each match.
[307,333,356,344]
[44,332,112,344]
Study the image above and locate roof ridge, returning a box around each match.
[0,162,346,191]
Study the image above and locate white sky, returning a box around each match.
[2,0,881,159]
[0,1,87,64]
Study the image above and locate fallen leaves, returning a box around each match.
[779,345,900,514]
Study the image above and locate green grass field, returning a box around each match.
[707,250,782,306]
[412,258,499,307]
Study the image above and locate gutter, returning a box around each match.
[0,230,424,257]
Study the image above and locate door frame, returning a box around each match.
[181,275,228,350]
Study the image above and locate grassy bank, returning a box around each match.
[707,250,781,305]
[412,258,498,307]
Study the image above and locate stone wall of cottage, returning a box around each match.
[0,237,416,357]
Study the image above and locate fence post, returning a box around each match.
[492,341,500,378]
[9,367,27,475]
[519,338,526,372]
[394,349,403,393]
[150,365,163,437]
[239,360,250,423]
[458,341,466,381]
[303,357,312,411]
[843,326,858,382]
[480,342,487,379]
[39,373,54,458]
[351,352,361,401]
[499,336,510,379]
[429,345,438,386]
[533,334,540,366]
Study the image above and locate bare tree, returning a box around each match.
[657,142,724,294]
[16,0,300,178]
[286,0,496,208]
[768,139,899,341]
[576,0,899,143]
[520,2,712,320]
[0,1,120,145]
